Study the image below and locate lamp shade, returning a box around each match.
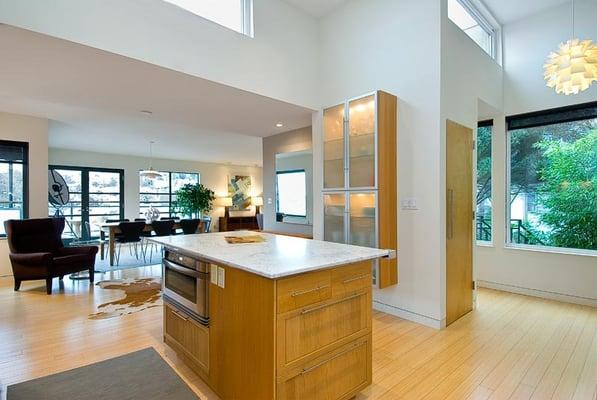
[252,196,263,206]
[215,197,233,207]
[544,39,597,95]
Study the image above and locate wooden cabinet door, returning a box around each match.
[164,304,209,373]
[277,336,371,400]
[277,290,371,369]
[164,304,187,349]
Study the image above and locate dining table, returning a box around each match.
[99,220,204,266]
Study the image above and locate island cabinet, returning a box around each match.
[164,259,373,400]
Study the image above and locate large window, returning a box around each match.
[507,102,597,252]
[276,170,306,217]
[163,0,253,36]
[476,120,493,243]
[139,171,199,218]
[448,0,496,58]
[0,141,28,236]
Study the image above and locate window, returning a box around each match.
[139,171,199,218]
[507,102,597,252]
[476,120,492,243]
[163,0,253,37]
[448,0,495,58]
[0,141,28,236]
[276,170,306,217]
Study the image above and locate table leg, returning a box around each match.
[100,230,105,260]
[109,228,115,266]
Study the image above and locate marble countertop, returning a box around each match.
[149,231,393,279]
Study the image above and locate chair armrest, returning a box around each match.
[57,246,99,257]
[9,252,53,266]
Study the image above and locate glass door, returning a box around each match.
[348,94,376,188]
[49,166,124,240]
[348,192,377,248]
[323,193,346,244]
[323,104,346,189]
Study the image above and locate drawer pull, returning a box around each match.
[291,284,330,298]
[342,274,370,284]
[301,291,365,315]
[300,340,365,375]
[171,309,189,322]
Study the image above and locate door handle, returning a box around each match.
[447,189,454,240]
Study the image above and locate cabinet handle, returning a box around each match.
[301,291,365,315]
[171,309,189,322]
[342,274,369,284]
[291,284,330,298]
[447,189,454,240]
[300,340,365,375]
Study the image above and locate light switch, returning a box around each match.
[267,197,273,205]
[217,267,225,288]
[400,198,419,210]
[210,264,218,285]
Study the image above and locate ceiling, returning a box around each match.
[283,0,348,18]
[480,0,569,24]
[0,26,314,166]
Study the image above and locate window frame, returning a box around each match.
[0,140,29,237]
[505,101,597,256]
[275,169,307,218]
[139,170,200,218]
[449,0,497,59]
[476,119,493,245]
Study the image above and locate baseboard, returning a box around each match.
[477,280,597,307]
[373,301,444,329]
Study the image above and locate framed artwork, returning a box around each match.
[228,175,252,211]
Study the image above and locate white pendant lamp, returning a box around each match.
[543,0,597,95]
[140,141,162,179]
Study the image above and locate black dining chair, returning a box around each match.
[180,219,201,234]
[114,221,146,266]
[202,217,212,233]
[146,220,175,262]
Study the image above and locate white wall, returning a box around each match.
[476,0,597,306]
[317,0,444,327]
[0,112,49,276]
[49,148,262,230]
[0,0,320,109]
[262,127,313,237]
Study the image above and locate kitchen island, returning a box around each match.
[150,231,393,400]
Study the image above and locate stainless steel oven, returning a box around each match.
[162,249,210,324]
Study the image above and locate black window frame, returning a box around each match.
[139,170,200,218]
[276,169,307,218]
[0,140,29,237]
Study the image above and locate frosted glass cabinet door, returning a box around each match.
[348,95,376,188]
[349,192,376,248]
[324,193,346,244]
[323,104,345,189]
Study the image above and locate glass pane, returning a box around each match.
[447,0,493,57]
[324,193,345,243]
[140,172,169,193]
[476,125,492,242]
[165,267,197,303]
[349,193,376,248]
[276,171,306,216]
[89,171,120,193]
[48,169,82,239]
[349,95,376,188]
[172,172,199,192]
[509,118,597,251]
[324,104,345,189]
[163,0,245,35]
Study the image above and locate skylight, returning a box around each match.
[448,0,495,58]
[163,0,253,37]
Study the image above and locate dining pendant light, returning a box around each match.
[140,141,162,179]
[543,0,597,95]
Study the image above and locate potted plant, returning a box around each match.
[173,183,216,218]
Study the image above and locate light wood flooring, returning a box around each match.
[0,266,595,400]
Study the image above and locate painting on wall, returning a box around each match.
[228,175,252,211]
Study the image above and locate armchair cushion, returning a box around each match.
[53,254,93,267]
[9,252,53,266]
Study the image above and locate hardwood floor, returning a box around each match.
[0,266,595,400]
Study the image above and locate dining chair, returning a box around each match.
[146,220,175,262]
[180,219,201,234]
[114,221,146,266]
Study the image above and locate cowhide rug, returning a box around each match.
[89,277,162,320]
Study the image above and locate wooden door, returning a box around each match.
[446,120,474,326]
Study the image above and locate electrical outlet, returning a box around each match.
[210,264,218,285]
[217,267,225,288]
[400,198,419,210]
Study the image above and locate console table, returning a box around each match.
[219,215,259,232]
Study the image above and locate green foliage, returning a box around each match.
[535,130,597,250]
[173,183,215,218]
[476,126,492,205]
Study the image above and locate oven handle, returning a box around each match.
[164,259,206,279]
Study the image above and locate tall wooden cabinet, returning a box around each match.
[322,91,398,288]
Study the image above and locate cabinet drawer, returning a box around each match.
[277,270,332,314]
[331,262,371,298]
[277,336,371,400]
[277,290,371,369]
[164,304,209,373]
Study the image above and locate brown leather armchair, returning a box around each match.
[4,217,99,294]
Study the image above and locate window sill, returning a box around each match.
[504,243,597,257]
[476,241,493,248]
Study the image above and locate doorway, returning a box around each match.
[446,120,474,326]
[49,165,124,241]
